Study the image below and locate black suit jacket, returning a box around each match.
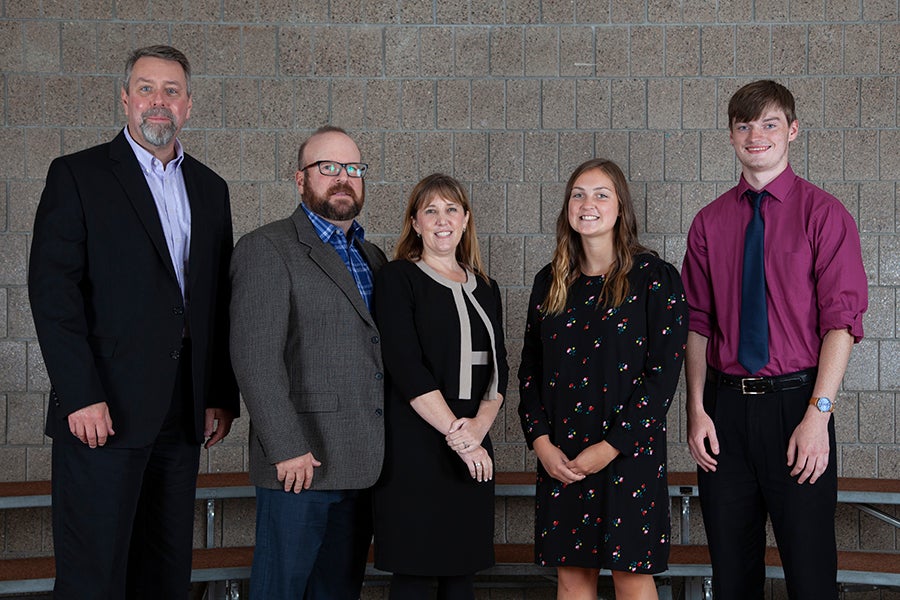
[29,131,239,447]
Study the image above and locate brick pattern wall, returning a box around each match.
[1,0,898,564]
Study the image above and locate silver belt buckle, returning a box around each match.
[740,377,767,395]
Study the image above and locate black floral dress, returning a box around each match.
[517,254,687,574]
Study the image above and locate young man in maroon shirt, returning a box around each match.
[682,80,867,599]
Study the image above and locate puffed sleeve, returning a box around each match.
[604,260,688,457]
[373,261,440,401]
[517,266,552,448]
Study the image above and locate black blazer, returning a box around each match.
[29,131,239,447]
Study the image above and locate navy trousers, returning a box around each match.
[251,487,372,600]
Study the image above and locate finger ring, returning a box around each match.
[475,462,481,467]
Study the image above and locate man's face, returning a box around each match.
[295,132,365,224]
[730,105,798,178]
[121,56,192,155]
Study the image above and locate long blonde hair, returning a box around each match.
[394,173,488,281]
[544,159,653,314]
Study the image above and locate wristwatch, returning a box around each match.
[810,396,834,413]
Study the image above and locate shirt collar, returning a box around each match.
[736,164,796,204]
[301,203,366,245]
[123,125,184,173]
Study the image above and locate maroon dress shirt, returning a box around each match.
[682,165,867,377]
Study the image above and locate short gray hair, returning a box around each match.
[123,45,192,96]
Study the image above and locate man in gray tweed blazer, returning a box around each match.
[230,126,387,599]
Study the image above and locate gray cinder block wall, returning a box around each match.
[1,0,898,579]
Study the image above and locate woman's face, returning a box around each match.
[412,194,469,260]
[567,168,620,242]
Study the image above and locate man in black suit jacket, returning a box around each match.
[28,45,239,599]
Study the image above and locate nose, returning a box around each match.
[149,89,165,106]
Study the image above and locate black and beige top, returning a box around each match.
[414,260,501,402]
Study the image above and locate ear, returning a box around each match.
[295,170,305,195]
[411,216,421,235]
[787,119,799,142]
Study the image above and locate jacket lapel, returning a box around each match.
[109,131,179,285]
[290,206,377,327]
[182,155,207,295]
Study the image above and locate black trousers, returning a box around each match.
[389,574,475,600]
[697,374,838,600]
[52,343,200,600]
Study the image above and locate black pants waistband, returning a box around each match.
[707,368,816,395]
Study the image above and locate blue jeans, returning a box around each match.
[251,487,372,600]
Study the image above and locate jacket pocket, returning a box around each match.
[289,392,339,413]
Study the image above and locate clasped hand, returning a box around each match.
[446,417,492,482]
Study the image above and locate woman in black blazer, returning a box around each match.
[373,173,509,600]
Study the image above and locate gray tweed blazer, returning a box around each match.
[230,205,387,490]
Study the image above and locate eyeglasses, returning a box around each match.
[300,160,368,179]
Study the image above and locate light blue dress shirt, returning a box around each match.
[123,126,192,306]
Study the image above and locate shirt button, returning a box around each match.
[375,372,383,380]
[371,336,380,344]
[170,350,181,360]
[173,306,184,315]
[375,408,383,417]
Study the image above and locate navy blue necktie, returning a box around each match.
[738,190,769,374]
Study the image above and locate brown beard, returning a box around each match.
[304,181,364,222]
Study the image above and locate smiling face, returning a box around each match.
[566,168,620,242]
[412,194,470,260]
[121,56,192,161]
[730,105,798,182]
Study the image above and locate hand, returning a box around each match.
[567,442,618,477]
[446,416,489,454]
[533,436,584,485]
[687,407,719,472]
[67,402,115,447]
[787,407,831,484]
[457,444,493,482]
[275,453,322,493]
[204,408,235,448]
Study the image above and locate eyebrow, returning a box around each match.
[134,77,183,87]
[572,185,612,192]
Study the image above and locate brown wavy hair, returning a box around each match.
[543,159,654,314]
[394,173,487,281]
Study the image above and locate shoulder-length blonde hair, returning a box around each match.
[543,158,654,314]
[394,173,488,281]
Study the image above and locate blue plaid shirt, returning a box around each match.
[301,203,374,311]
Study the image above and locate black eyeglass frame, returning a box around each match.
[300,160,369,179]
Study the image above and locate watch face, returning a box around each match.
[816,397,833,412]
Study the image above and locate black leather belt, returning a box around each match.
[707,368,816,395]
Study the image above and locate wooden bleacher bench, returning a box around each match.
[1,472,898,596]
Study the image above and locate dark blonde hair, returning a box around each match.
[728,80,797,129]
[394,173,487,281]
[544,159,653,314]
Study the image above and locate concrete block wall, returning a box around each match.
[1,0,898,566]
